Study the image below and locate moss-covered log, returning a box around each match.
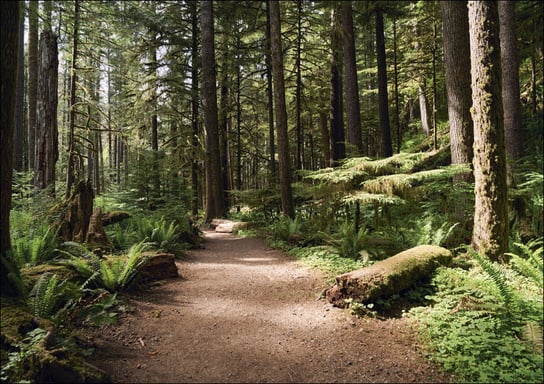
[326,245,452,308]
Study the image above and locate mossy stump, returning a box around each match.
[326,245,452,308]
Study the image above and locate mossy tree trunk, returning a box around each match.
[468,0,509,262]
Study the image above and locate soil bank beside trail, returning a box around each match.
[88,230,451,383]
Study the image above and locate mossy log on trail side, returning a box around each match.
[101,210,131,226]
[326,245,452,308]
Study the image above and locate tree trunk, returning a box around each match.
[376,8,393,158]
[330,7,345,167]
[0,2,20,276]
[35,29,59,195]
[201,0,226,222]
[269,0,295,219]
[319,111,331,168]
[65,0,80,198]
[341,0,363,156]
[13,9,25,171]
[498,1,522,167]
[27,0,38,172]
[418,84,431,136]
[392,18,401,153]
[266,0,276,182]
[441,1,473,175]
[190,0,199,218]
[468,0,509,262]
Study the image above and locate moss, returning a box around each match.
[0,299,35,344]
[22,264,78,290]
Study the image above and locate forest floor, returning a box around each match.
[86,230,453,383]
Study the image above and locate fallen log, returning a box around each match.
[326,245,452,308]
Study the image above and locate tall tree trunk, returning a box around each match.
[219,27,232,210]
[418,83,431,135]
[201,0,225,222]
[235,37,242,195]
[265,0,276,182]
[35,29,59,195]
[13,9,25,172]
[0,2,20,281]
[376,8,393,158]
[468,0,509,262]
[330,7,345,167]
[149,41,160,195]
[294,0,303,172]
[269,0,295,219]
[341,0,363,156]
[393,18,401,153]
[498,1,522,168]
[65,0,80,198]
[319,111,331,168]
[27,0,39,172]
[190,0,200,218]
[441,1,473,171]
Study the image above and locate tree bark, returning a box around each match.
[330,7,345,167]
[201,0,226,222]
[265,0,276,182]
[1,1,20,265]
[341,0,363,156]
[441,1,473,176]
[35,29,59,195]
[14,9,25,171]
[65,0,80,198]
[27,0,39,172]
[190,0,200,218]
[319,112,331,168]
[498,1,522,166]
[376,8,393,158]
[468,0,509,262]
[269,0,295,219]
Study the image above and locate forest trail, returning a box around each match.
[88,230,451,383]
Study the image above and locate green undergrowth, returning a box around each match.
[408,241,543,383]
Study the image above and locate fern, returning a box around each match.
[118,241,149,290]
[29,272,61,318]
[470,249,514,306]
[506,238,543,288]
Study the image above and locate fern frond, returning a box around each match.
[362,165,469,197]
[523,321,544,355]
[506,239,544,288]
[30,272,60,318]
[471,249,514,306]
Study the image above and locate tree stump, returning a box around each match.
[85,207,113,249]
[326,245,452,308]
[59,180,94,242]
[139,252,178,281]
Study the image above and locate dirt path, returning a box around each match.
[88,231,451,383]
